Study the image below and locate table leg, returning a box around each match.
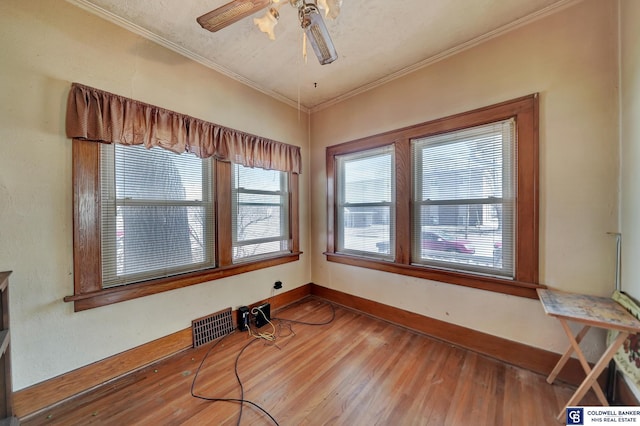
[555,331,629,422]
[557,320,609,406]
[547,324,590,384]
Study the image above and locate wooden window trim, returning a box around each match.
[66,139,300,312]
[325,95,542,299]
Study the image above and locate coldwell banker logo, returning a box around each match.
[567,407,584,425]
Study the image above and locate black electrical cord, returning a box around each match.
[190,300,336,425]
[190,332,279,426]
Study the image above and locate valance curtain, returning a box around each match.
[66,82,302,174]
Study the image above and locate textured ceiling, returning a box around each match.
[67,0,575,111]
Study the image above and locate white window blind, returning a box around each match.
[100,144,215,287]
[412,119,515,278]
[232,164,290,262]
[336,145,395,258]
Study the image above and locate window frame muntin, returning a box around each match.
[324,94,541,299]
[67,140,300,312]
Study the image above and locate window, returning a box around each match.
[64,83,301,311]
[101,144,215,287]
[68,141,299,311]
[232,164,290,261]
[325,95,540,298]
[412,119,515,278]
[336,145,395,258]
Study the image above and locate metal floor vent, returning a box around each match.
[192,307,234,348]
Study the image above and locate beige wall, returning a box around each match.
[620,0,640,398]
[0,0,629,394]
[310,0,619,361]
[0,0,310,390]
[621,1,640,301]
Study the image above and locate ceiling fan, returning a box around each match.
[197,0,342,65]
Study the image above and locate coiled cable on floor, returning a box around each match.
[190,300,336,425]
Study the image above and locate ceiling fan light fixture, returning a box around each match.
[299,2,338,65]
[197,0,271,32]
[317,0,342,20]
[253,8,280,40]
[197,0,340,65]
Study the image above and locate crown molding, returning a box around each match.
[67,0,581,114]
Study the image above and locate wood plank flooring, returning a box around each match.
[22,297,598,425]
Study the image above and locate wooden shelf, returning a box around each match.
[0,271,16,424]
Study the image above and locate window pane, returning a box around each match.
[342,206,392,254]
[412,119,515,278]
[235,166,283,192]
[343,152,393,204]
[116,205,203,275]
[115,145,206,201]
[417,203,513,272]
[236,204,283,241]
[239,193,283,205]
[101,144,215,287]
[420,134,504,201]
[336,146,395,258]
[234,241,285,259]
[232,164,290,262]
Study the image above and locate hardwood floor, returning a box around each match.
[22,297,598,425]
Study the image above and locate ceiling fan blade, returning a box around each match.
[197,0,272,33]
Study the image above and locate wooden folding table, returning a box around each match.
[537,288,640,422]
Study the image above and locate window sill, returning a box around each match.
[64,252,302,311]
[324,252,544,299]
